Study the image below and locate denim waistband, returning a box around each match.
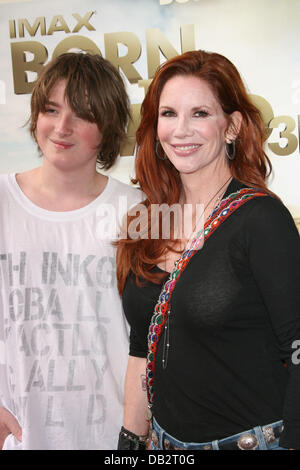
[151,417,284,450]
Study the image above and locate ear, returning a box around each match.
[225,111,242,143]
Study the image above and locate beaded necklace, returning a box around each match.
[145,187,268,417]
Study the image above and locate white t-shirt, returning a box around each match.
[0,174,141,450]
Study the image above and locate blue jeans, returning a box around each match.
[150,417,288,450]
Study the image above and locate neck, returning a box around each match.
[180,167,232,207]
[16,162,108,211]
[38,160,106,199]
[177,168,232,251]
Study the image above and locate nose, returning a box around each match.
[55,113,73,136]
[173,115,193,138]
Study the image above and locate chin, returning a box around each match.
[176,165,202,175]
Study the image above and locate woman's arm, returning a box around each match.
[123,355,149,436]
[117,356,149,450]
[246,197,300,449]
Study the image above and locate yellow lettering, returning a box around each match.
[268,116,298,156]
[104,32,142,84]
[138,79,152,96]
[146,28,178,79]
[18,17,46,38]
[52,36,101,58]
[120,103,141,156]
[249,94,274,140]
[9,19,16,39]
[298,115,300,153]
[72,11,96,33]
[10,41,48,94]
[47,15,70,35]
[180,24,195,52]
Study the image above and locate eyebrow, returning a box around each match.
[159,104,212,111]
[45,100,60,108]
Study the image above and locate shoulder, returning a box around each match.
[243,194,296,225]
[223,180,289,224]
[225,181,296,229]
[239,194,300,245]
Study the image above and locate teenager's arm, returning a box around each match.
[0,407,22,449]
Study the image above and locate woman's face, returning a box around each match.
[157,75,235,177]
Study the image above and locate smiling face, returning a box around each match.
[36,80,102,172]
[157,75,239,178]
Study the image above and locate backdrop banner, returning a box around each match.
[0,0,299,229]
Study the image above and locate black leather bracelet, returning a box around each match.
[117,426,147,450]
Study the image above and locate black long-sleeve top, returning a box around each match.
[122,179,300,448]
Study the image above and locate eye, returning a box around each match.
[159,109,176,117]
[44,107,57,115]
[194,110,209,118]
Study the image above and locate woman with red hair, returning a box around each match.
[117,50,300,450]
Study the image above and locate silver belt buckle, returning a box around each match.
[262,425,276,444]
[151,430,159,447]
[237,433,258,450]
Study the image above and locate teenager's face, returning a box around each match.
[36,80,102,172]
[157,75,231,177]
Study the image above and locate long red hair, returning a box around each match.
[117,50,273,293]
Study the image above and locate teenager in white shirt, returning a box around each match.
[0,52,141,450]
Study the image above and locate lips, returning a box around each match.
[173,144,200,150]
[171,143,201,155]
[51,139,74,150]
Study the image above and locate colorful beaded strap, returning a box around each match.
[146,188,268,408]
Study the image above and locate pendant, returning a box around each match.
[162,314,170,370]
[145,405,152,421]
